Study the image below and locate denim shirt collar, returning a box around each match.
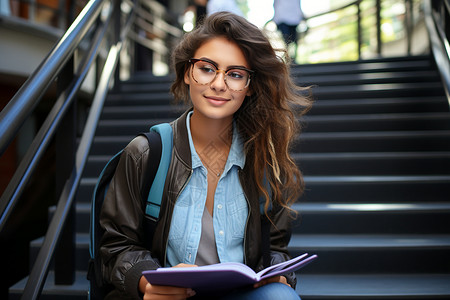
[186,111,245,174]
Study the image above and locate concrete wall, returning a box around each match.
[0,15,62,78]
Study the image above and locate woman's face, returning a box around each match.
[184,37,251,123]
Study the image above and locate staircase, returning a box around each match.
[9,55,450,299]
[290,55,450,299]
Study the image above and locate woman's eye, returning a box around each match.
[228,70,245,79]
[198,65,216,73]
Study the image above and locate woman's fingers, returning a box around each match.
[142,264,198,299]
[173,263,198,268]
[144,284,196,299]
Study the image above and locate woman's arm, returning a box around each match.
[267,204,297,288]
[100,136,162,299]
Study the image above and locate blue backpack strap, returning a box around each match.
[140,131,162,209]
[145,123,173,220]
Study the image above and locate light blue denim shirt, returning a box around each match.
[166,112,248,267]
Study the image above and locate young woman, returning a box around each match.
[99,11,312,300]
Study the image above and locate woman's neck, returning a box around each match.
[190,112,233,151]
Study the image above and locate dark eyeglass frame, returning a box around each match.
[188,58,254,91]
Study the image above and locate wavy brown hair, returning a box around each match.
[170,12,312,215]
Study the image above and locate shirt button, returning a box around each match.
[217,204,223,209]
[219,230,224,236]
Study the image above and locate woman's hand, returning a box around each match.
[140,264,197,299]
[253,275,290,289]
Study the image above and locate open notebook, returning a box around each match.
[142,253,317,295]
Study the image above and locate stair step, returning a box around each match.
[96,118,175,135]
[291,234,450,249]
[296,273,450,299]
[101,104,187,120]
[312,81,445,99]
[295,70,441,86]
[118,80,174,93]
[289,234,450,273]
[309,96,449,115]
[294,202,450,213]
[9,271,89,300]
[292,56,434,76]
[302,175,450,202]
[296,151,450,175]
[292,202,450,234]
[30,234,90,272]
[49,204,91,234]
[302,112,450,132]
[89,136,132,155]
[76,178,97,204]
[124,72,175,83]
[297,130,450,152]
[105,92,173,106]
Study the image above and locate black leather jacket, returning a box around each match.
[99,110,296,299]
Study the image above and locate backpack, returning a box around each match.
[87,123,173,300]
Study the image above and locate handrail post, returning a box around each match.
[113,0,121,92]
[54,56,76,285]
[357,0,362,59]
[376,0,382,55]
[405,0,413,55]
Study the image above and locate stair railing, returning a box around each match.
[295,0,423,63]
[0,0,181,298]
[424,0,450,105]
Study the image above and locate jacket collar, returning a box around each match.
[171,108,193,169]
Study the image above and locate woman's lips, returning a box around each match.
[205,95,230,106]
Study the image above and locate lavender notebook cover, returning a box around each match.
[142,253,317,295]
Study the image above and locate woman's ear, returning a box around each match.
[184,67,191,85]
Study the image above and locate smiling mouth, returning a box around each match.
[205,96,229,102]
[205,96,230,106]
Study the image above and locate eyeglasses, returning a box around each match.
[189,58,254,92]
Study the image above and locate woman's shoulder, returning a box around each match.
[123,135,150,164]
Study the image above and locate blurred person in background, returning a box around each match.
[273,0,304,61]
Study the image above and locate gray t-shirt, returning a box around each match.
[195,207,220,266]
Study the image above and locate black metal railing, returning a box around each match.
[0,0,182,298]
[424,0,450,105]
[290,0,424,63]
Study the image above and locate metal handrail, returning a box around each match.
[424,0,450,105]
[0,0,181,298]
[0,0,120,297]
[0,0,104,157]
[0,1,113,232]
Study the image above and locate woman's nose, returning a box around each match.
[210,70,227,91]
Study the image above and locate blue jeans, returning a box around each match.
[220,282,300,300]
